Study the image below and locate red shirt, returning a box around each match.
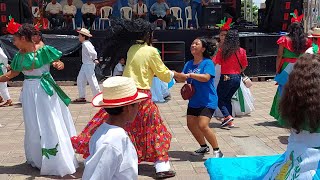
[213,48,248,74]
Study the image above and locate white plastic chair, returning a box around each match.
[63,18,76,29]
[99,6,113,30]
[185,6,198,29]
[120,7,132,20]
[170,7,183,29]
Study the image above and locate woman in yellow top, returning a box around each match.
[121,19,185,179]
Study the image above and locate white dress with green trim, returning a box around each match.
[11,45,78,176]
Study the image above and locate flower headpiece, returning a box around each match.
[6,15,21,34]
[217,17,234,31]
[290,9,304,23]
[34,22,42,31]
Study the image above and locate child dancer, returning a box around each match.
[0,47,12,107]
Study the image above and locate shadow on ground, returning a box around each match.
[0,162,84,179]
[254,121,282,128]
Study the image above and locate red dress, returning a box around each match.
[71,90,172,162]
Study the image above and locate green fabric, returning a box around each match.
[0,63,4,76]
[25,72,71,106]
[270,62,289,122]
[238,87,245,112]
[312,43,319,54]
[282,48,300,58]
[11,45,62,72]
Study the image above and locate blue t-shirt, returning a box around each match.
[182,58,218,109]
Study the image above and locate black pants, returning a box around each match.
[63,15,74,29]
[82,13,96,28]
[149,14,170,25]
[48,14,63,28]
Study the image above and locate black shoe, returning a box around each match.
[155,170,176,179]
[192,146,210,156]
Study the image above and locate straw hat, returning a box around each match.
[77,28,92,37]
[308,28,320,38]
[92,76,149,108]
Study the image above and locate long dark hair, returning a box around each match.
[279,53,320,133]
[102,18,155,68]
[287,22,307,54]
[15,23,36,42]
[221,30,240,60]
[196,37,218,59]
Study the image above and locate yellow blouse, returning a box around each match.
[123,43,172,89]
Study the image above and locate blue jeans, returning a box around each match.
[217,74,241,117]
[191,1,202,28]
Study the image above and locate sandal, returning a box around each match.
[155,170,176,179]
[0,100,13,107]
[0,96,3,103]
[72,98,87,103]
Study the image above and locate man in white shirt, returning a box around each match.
[133,0,148,20]
[83,76,148,180]
[81,1,96,29]
[73,28,101,103]
[150,0,170,24]
[63,0,77,30]
[45,0,63,29]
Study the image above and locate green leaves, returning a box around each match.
[42,143,59,159]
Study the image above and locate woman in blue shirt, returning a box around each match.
[179,37,223,157]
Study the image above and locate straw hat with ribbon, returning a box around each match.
[92,76,149,108]
[77,28,92,37]
[309,28,320,38]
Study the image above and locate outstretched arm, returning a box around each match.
[52,60,64,70]
[0,70,20,82]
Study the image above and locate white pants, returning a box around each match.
[0,83,10,100]
[77,64,100,99]
[0,67,10,101]
[154,160,171,173]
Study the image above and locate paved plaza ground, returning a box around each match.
[0,81,289,180]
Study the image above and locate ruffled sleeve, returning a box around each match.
[277,36,294,51]
[11,45,62,72]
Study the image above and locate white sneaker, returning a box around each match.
[214,150,224,158]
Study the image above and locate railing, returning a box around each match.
[304,0,320,31]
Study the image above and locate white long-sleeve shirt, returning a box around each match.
[81,3,96,14]
[83,123,138,180]
[0,48,8,66]
[82,40,97,64]
[63,4,77,15]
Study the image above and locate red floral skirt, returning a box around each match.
[71,108,108,159]
[71,90,172,162]
[125,89,172,163]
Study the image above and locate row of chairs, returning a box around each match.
[97,6,199,30]
[34,6,199,30]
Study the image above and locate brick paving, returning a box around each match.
[0,81,289,180]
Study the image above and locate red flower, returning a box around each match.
[6,17,21,34]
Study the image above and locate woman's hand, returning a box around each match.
[52,61,64,70]
[173,71,189,82]
[6,64,11,71]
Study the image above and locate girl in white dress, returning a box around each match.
[0,47,12,107]
[0,23,78,176]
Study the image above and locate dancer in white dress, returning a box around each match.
[0,23,78,176]
[0,47,12,107]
